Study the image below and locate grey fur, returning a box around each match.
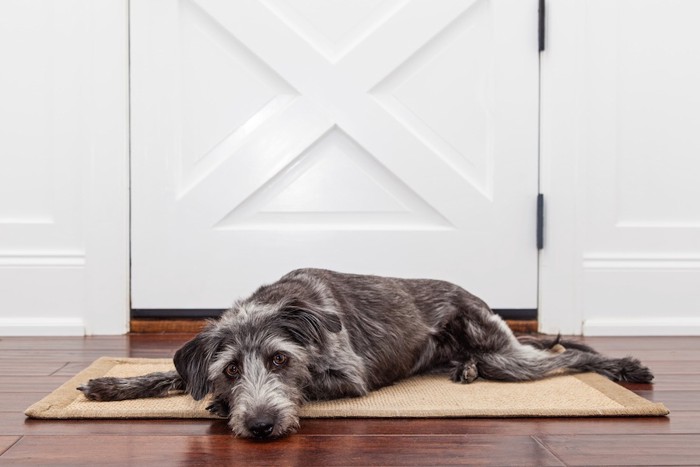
[79,268,653,438]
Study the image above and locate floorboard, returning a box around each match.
[0,335,698,465]
[0,376,80,393]
[0,361,70,377]
[0,437,21,457]
[0,434,565,466]
[128,318,539,334]
[536,434,700,466]
[0,412,697,438]
[645,360,700,374]
[634,390,700,411]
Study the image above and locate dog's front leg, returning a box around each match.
[307,366,369,400]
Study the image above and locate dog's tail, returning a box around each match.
[477,337,653,383]
[78,371,184,401]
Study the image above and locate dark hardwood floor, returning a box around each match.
[1,334,699,466]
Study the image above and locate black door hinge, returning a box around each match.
[537,194,544,250]
[538,0,545,52]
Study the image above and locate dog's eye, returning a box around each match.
[272,353,288,367]
[224,363,240,378]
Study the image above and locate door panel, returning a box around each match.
[131,0,539,309]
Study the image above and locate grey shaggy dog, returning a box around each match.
[79,268,653,439]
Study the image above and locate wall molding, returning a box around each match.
[0,217,54,225]
[0,318,85,336]
[583,317,700,337]
[0,251,86,268]
[582,255,700,270]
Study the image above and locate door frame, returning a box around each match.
[130,2,541,336]
[537,0,584,335]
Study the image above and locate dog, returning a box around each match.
[79,268,653,439]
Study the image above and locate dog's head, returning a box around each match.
[174,298,342,439]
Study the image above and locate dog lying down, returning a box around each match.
[79,268,653,439]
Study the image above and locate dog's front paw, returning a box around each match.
[206,399,230,418]
[77,377,123,401]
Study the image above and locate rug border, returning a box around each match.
[573,373,668,415]
[25,357,669,419]
[24,357,173,419]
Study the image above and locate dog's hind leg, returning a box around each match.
[475,347,654,383]
[517,334,599,354]
[450,357,479,384]
[78,371,185,401]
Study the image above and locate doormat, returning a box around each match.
[25,357,669,419]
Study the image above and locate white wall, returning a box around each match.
[539,0,700,336]
[1,0,698,336]
[0,0,129,335]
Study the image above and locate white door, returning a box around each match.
[131,0,539,310]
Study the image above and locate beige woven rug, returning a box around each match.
[25,357,669,419]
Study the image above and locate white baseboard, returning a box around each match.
[0,318,86,336]
[583,317,700,336]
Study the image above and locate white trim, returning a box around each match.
[0,318,86,336]
[583,318,700,337]
[0,217,53,225]
[583,255,700,270]
[0,252,86,268]
[81,0,130,335]
[616,221,700,229]
[537,0,587,335]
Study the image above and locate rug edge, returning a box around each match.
[25,358,670,419]
[24,357,174,419]
[573,373,669,416]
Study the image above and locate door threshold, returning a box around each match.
[130,318,538,334]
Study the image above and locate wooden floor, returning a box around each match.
[1,334,699,466]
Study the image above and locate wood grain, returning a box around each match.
[0,437,20,457]
[4,412,700,438]
[1,434,565,466]
[130,319,209,334]
[0,335,698,465]
[536,434,700,466]
[129,318,538,334]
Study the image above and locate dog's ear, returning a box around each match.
[174,325,221,400]
[278,299,342,347]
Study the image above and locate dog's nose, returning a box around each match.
[249,419,275,438]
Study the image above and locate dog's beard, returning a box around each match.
[227,381,303,438]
